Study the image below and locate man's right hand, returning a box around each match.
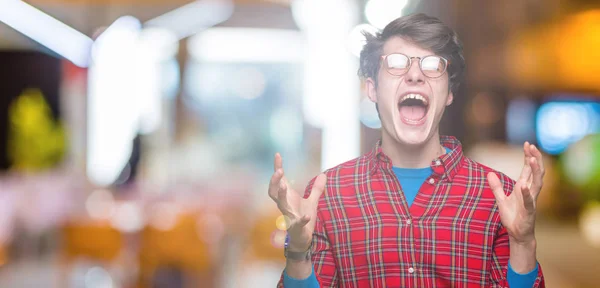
[268,153,327,252]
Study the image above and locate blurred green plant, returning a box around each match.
[561,134,600,201]
[7,88,66,171]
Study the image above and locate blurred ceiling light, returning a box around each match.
[91,15,142,63]
[188,28,304,63]
[365,0,409,30]
[348,24,379,57]
[292,0,360,170]
[291,0,356,31]
[0,0,93,67]
[137,27,179,62]
[87,16,142,186]
[134,33,172,135]
[145,0,234,40]
[88,16,176,186]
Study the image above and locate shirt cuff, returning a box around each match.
[507,261,539,288]
[283,267,320,288]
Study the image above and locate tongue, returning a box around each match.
[399,105,427,121]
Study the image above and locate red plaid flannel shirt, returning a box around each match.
[278,136,545,287]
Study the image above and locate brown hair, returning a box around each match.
[358,13,465,94]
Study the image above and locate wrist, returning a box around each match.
[288,243,311,252]
[509,234,536,246]
[509,236,537,273]
[286,234,312,252]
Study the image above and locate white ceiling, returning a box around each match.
[0,1,298,50]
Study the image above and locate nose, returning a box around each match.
[403,58,425,86]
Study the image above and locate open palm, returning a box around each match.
[268,153,326,251]
[487,142,545,244]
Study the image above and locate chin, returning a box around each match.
[392,120,435,146]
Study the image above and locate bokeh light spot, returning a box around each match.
[276,215,291,231]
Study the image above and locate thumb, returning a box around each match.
[308,173,327,204]
[297,214,311,227]
[487,172,506,203]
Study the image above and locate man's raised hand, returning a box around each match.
[268,153,326,252]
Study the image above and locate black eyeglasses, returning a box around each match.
[381,53,450,79]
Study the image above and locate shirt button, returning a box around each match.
[408,267,415,273]
[406,219,412,225]
[435,160,441,166]
[428,178,435,184]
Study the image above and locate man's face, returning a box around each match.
[366,36,453,146]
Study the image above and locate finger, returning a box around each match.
[523,142,533,163]
[277,181,290,211]
[487,172,506,203]
[274,153,283,172]
[274,153,289,185]
[529,157,544,198]
[529,144,545,175]
[519,142,532,182]
[514,179,526,203]
[521,182,535,212]
[268,169,284,200]
[296,214,311,227]
[519,159,532,183]
[308,174,327,203]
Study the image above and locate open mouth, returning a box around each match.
[398,93,429,125]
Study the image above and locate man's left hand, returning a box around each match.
[487,142,545,244]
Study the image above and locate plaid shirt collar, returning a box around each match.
[367,135,464,181]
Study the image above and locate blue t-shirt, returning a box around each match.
[391,166,432,207]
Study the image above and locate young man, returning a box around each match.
[268,13,545,287]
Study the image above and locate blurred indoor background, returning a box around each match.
[0,0,599,287]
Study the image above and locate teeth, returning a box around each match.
[400,93,428,105]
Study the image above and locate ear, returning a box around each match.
[446,91,454,106]
[366,77,377,103]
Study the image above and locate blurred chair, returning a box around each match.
[60,220,124,286]
[62,221,123,262]
[138,212,216,288]
[248,209,286,263]
[0,243,6,268]
[236,208,286,288]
